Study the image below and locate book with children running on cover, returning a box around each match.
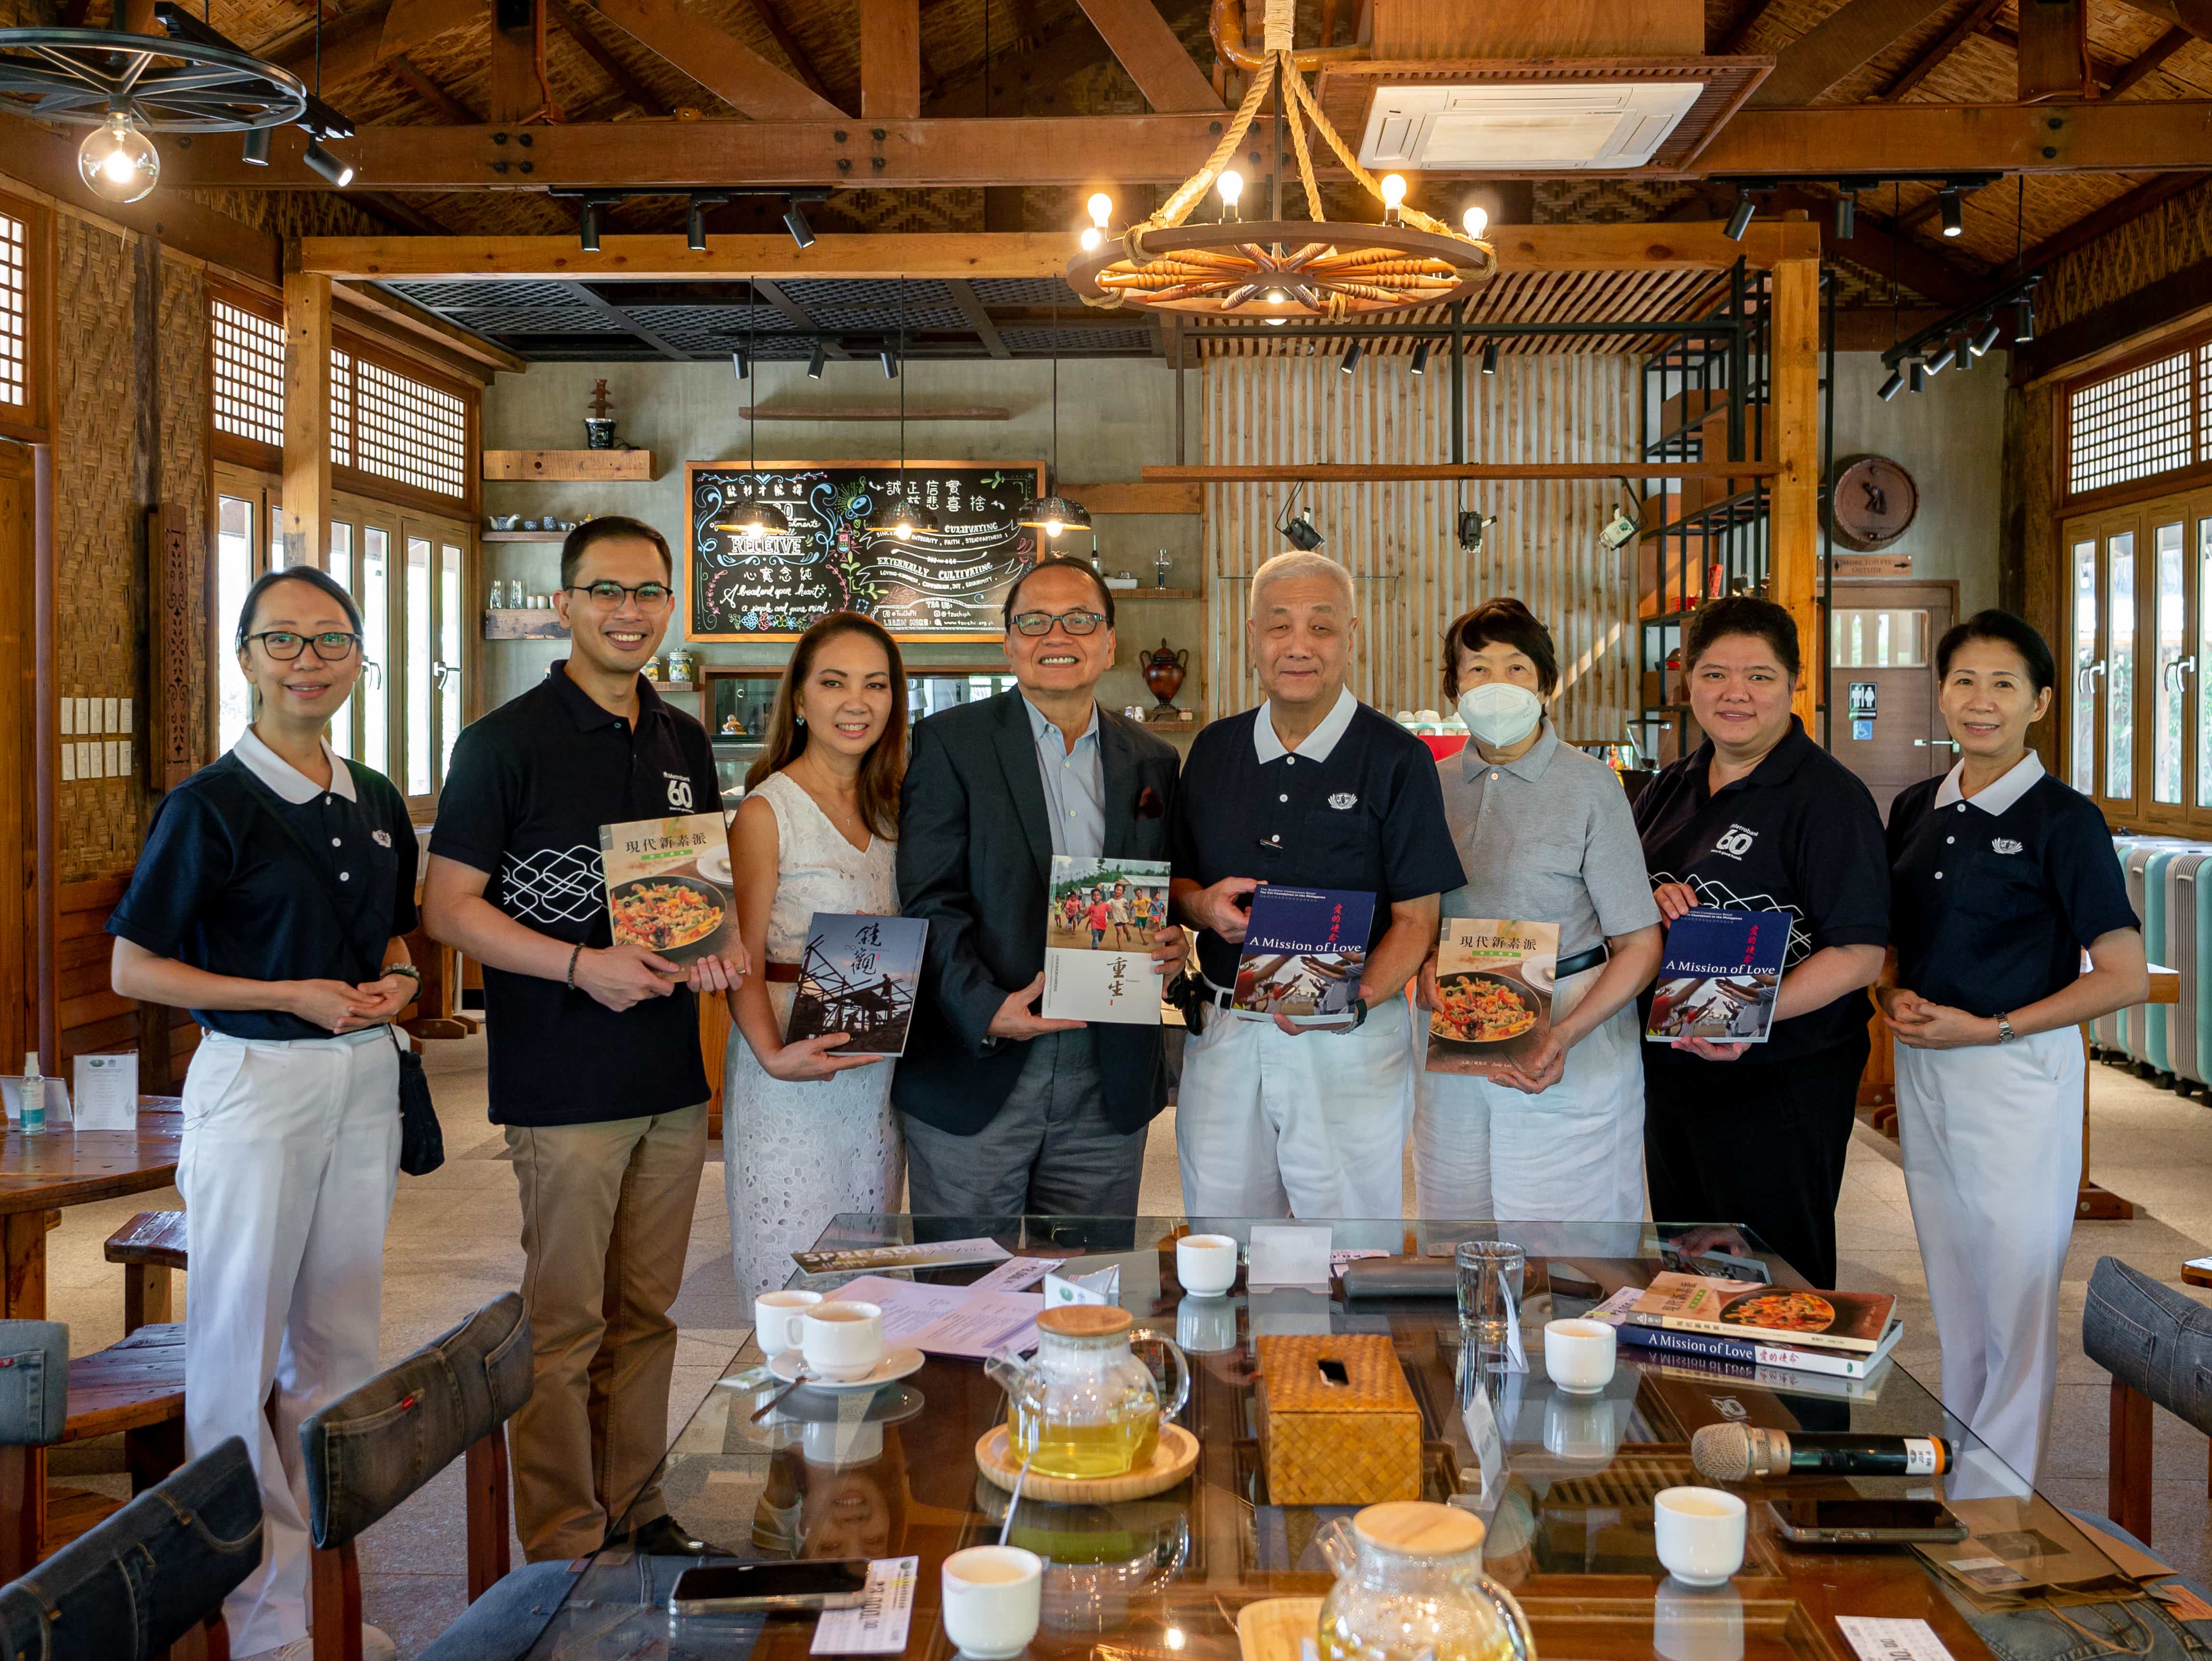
[1041,856,1170,1024]
[1233,886,1376,1023]
[785,913,929,1056]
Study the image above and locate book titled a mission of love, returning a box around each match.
[1605,1272,1897,1356]
[1645,905,1790,1044]
[1233,887,1375,1022]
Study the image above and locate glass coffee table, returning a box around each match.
[516,1217,2114,1661]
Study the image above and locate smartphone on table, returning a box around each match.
[1765,1498,1967,1546]
[668,1559,872,1614]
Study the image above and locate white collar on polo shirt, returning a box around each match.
[1934,750,2043,816]
[1254,685,1358,765]
[234,727,356,804]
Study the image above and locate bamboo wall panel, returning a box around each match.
[2041,176,2212,334]
[1200,353,1639,744]
[158,259,213,782]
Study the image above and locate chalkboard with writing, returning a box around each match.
[686,460,1048,640]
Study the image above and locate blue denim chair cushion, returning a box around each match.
[0,1320,68,1446]
[415,1559,578,1661]
[0,1435,260,1661]
[2083,1257,2212,1436]
[301,1291,532,1552]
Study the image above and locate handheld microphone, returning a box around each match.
[1692,1423,1952,1481]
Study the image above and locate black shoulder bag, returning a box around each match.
[232,767,446,1175]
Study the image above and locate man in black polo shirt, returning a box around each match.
[425,516,742,1563]
[1170,551,1463,1219]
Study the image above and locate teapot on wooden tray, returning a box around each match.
[1315,1502,1535,1661]
[985,1305,1189,1481]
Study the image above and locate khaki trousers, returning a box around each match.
[504,1102,707,1561]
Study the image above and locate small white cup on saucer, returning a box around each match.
[754,1290,822,1358]
[942,1545,1042,1659]
[1544,1318,1617,1394]
[1653,1487,1747,1587]
[801,1301,885,1382]
[1176,1234,1239,1298]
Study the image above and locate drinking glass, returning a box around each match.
[1455,1240,1527,1343]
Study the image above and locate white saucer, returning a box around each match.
[696,846,733,885]
[768,1346,926,1392]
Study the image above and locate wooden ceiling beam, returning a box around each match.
[1071,0,1221,112]
[861,0,922,119]
[948,278,1012,357]
[586,0,845,120]
[384,52,481,125]
[545,0,671,115]
[334,281,527,374]
[1746,0,1958,108]
[267,0,489,91]
[1874,0,2006,102]
[2121,0,2212,44]
[1700,100,2212,174]
[739,0,839,105]
[2109,25,2195,96]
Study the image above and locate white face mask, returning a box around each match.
[1459,681,1544,748]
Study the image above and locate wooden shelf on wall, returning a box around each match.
[1107,586,1202,601]
[483,449,655,482]
[1064,482,1202,515]
[483,609,569,641]
[482,530,570,543]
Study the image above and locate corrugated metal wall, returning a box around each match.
[1200,351,1642,744]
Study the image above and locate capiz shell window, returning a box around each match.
[0,209,26,411]
[212,298,285,449]
[355,358,466,499]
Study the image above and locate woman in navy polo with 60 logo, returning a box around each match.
[1880,609,2144,1490]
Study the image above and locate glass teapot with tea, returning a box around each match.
[1316,1502,1534,1661]
[987,1305,1189,1481]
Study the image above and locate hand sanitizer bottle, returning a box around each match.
[20,1052,44,1135]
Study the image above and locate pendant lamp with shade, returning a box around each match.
[1018,302,1092,545]
[711,296,789,538]
[869,279,939,542]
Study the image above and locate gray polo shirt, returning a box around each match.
[1437,719,1660,957]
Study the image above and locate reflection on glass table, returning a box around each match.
[518,1217,2099,1661]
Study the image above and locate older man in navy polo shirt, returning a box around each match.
[1169,551,1464,1219]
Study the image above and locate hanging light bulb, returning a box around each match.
[1080,226,1103,251]
[1380,173,1407,224]
[1217,169,1243,222]
[1462,203,1488,240]
[79,110,158,205]
[1088,192,1114,229]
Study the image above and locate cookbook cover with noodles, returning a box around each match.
[1644,905,1790,1044]
[1623,1271,1896,1354]
[1425,918,1559,1077]
[597,812,740,968]
[1232,887,1375,1022]
[1041,856,1171,1024]
[785,913,928,1056]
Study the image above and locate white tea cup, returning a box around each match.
[942,1544,1042,1659]
[1653,1487,1747,1587]
[1176,1233,1239,1298]
[1544,1318,1617,1394]
[800,1300,884,1382]
[754,1290,822,1357]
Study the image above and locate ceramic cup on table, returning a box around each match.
[754,1290,822,1358]
[1653,1487,1747,1587]
[1543,1318,1617,1394]
[801,1301,884,1382]
[942,1545,1042,1659]
[1176,1233,1238,1298]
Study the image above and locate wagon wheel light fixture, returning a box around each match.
[1065,0,1494,322]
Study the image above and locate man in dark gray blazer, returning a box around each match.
[895,556,1185,1215]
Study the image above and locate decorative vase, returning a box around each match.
[583,418,616,449]
[1140,640,1189,711]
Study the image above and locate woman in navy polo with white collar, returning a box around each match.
[107,566,419,1661]
[1881,609,2144,1489]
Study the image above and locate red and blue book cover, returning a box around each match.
[1645,905,1790,1043]
[1233,887,1376,1022]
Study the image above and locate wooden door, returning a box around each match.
[1826,580,1957,820]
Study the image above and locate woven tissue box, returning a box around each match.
[1254,1333,1422,1505]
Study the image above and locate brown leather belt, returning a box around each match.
[764,961,803,984]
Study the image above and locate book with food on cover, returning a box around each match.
[1233,887,1376,1022]
[1426,918,1559,1077]
[1646,905,1791,1043]
[598,812,739,967]
[1040,856,1170,1024]
[1589,1287,1903,1381]
[1618,1271,1896,1354]
[785,913,928,1056]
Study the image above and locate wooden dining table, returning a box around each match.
[0,1099,182,1320]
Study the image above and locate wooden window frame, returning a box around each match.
[0,189,53,446]
[2062,324,2212,514]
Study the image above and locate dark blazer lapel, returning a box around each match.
[990,690,1055,883]
[1099,714,1140,861]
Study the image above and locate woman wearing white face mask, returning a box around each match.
[1412,599,1666,1220]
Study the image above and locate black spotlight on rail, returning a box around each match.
[242,125,271,166]
[579,200,603,252]
[1938,185,1964,238]
[2013,299,2036,343]
[1877,367,1905,402]
[1725,187,1756,241]
[1480,338,1499,376]
[1971,315,2003,357]
[1909,361,1926,394]
[1835,186,1856,240]
[1340,341,1364,373]
[302,137,354,188]
[1411,339,1431,375]
[686,198,709,252]
[1925,338,1955,375]
[1275,482,1324,551]
[731,348,749,381]
[879,343,897,379]
[783,196,816,250]
[806,340,828,379]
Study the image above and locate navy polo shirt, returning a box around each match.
[1169,690,1464,991]
[108,736,420,1041]
[1634,717,1890,1065]
[1888,755,2137,1018]
[431,661,721,1127]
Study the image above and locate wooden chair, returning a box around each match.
[104,1211,187,1336]
[2085,1256,2212,1544]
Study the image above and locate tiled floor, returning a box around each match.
[35,1035,2212,1656]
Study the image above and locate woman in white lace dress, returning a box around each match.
[724,612,908,1304]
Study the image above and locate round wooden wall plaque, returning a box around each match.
[1830,456,1919,552]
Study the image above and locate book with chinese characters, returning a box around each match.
[1426,917,1559,1077]
[785,914,928,1056]
[1609,1271,1896,1355]
[1645,905,1790,1043]
[597,812,739,968]
[1041,856,1170,1024]
[1233,887,1375,1022]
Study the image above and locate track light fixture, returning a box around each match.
[1925,339,1955,375]
[1411,339,1431,375]
[1724,188,1756,241]
[1909,362,1926,394]
[578,200,602,252]
[1877,368,1905,402]
[686,195,724,252]
[731,349,749,381]
[1951,331,1972,371]
[1341,341,1363,373]
[806,341,827,379]
[1971,316,2003,356]
[1835,186,1856,240]
[880,344,897,379]
[301,138,354,188]
[783,196,816,250]
[1481,338,1499,376]
[241,124,271,166]
[1876,270,2039,402]
[1937,185,1964,237]
[2013,300,2036,343]
[1275,482,1324,551]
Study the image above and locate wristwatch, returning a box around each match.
[1995,1013,2019,1045]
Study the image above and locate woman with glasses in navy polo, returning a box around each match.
[107,567,419,1661]
[1880,610,2144,1488]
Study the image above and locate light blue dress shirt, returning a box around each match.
[1024,695,1105,859]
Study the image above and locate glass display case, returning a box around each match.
[706,668,1023,806]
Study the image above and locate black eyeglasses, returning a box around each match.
[567,581,675,609]
[243,630,361,661]
[1010,609,1107,637]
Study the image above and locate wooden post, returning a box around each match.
[1770,250,1822,729]
[2109,1374,2155,1543]
[463,1430,512,1602]
[280,265,332,571]
[860,0,922,119]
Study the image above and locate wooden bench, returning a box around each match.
[105,1210,187,1335]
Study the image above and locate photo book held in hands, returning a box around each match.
[1646,905,1790,1044]
[1426,918,1559,1078]
[1233,887,1375,1023]
[785,914,929,1057]
[1041,856,1171,1024]
[598,812,740,968]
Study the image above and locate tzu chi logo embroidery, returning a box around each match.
[1992,837,2024,855]
[1328,792,1358,811]
[1712,823,1759,859]
[371,829,393,848]
[664,773,695,812]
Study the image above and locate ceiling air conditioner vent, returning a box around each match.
[1357,83,1704,171]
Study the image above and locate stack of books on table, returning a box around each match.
[1588,1272,1902,1382]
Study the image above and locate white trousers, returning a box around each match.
[1410,968,1647,1222]
[1896,1028,2082,1490]
[1175,992,1412,1219]
[177,1026,401,1656]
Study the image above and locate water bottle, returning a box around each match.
[20,1052,44,1136]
